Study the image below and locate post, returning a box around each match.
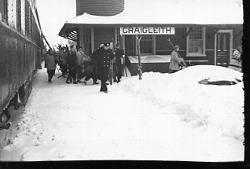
[79,26,84,50]
[121,35,127,77]
[136,35,142,80]
[91,27,94,54]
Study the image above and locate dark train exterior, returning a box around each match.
[0,0,43,128]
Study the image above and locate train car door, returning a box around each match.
[215,31,232,67]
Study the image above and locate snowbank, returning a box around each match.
[0,65,244,161]
[119,65,244,142]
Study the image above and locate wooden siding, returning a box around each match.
[94,27,115,50]
[81,25,242,70]
[233,26,243,49]
[125,35,136,56]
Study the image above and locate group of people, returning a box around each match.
[44,42,125,93]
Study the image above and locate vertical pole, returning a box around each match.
[152,35,156,55]
[136,35,142,80]
[121,35,127,77]
[79,26,84,50]
[114,27,118,45]
[122,35,125,51]
[91,27,94,54]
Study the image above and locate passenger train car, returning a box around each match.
[0,0,43,129]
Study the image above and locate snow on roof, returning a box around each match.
[67,0,243,25]
[59,0,243,39]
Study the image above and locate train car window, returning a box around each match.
[16,0,21,32]
[8,0,17,28]
[21,0,25,35]
[30,11,33,39]
[0,0,4,21]
[0,0,8,23]
[25,0,30,36]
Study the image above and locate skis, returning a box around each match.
[109,59,114,85]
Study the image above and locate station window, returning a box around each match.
[140,35,153,55]
[0,0,8,23]
[186,27,206,56]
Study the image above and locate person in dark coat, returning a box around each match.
[79,50,97,84]
[66,45,77,84]
[91,44,105,84]
[97,43,114,93]
[113,43,124,83]
[45,49,57,82]
[82,61,95,84]
[58,46,68,77]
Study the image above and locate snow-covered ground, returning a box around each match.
[0,65,244,161]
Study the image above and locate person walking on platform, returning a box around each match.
[91,44,105,84]
[82,61,95,85]
[45,49,57,83]
[80,48,97,84]
[113,43,124,83]
[58,46,68,77]
[97,43,114,93]
[169,45,186,73]
[66,45,77,84]
[76,46,85,82]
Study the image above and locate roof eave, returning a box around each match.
[58,22,243,39]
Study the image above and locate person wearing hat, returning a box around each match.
[113,43,124,83]
[96,43,114,93]
[91,44,105,84]
[169,45,185,73]
[66,45,78,84]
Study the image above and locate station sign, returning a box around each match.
[120,27,175,35]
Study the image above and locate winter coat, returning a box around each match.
[97,48,114,80]
[76,51,84,66]
[169,50,181,71]
[82,53,91,64]
[114,48,124,67]
[59,51,67,65]
[45,53,56,70]
[83,61,94,75]
[66,50,77,70]
[114,48,124,76]
[91,48,101,66]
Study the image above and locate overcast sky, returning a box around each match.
[36,0,76,47]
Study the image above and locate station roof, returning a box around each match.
[59,0,243,41]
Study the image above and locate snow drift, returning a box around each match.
[0,65,244,161]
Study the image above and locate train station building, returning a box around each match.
[58,0,243,74]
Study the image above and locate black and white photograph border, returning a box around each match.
[0,0,249,168]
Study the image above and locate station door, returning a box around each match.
[216,33,230,67]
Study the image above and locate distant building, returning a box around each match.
[59,0,243,74]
